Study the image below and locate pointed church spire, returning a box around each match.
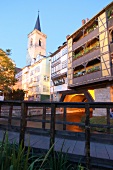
[34,11,41,32]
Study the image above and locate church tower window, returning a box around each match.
[39,39,41,46]
[30,38,33,46]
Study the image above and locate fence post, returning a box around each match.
[50,103,56,151]
[42,106,46,129]
[107,107,110,134]
[63,107,66,130]
[85,103,90,170]
[0,104,1,117]
[19,102,27,147]
[8,104,13,125]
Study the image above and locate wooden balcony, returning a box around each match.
[73,70,102,86]
[72,48,100,67]
[72,28,99,51]
[108,17,113,29]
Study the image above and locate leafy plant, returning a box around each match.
[0,132,85,170]
[73,52,83,60]
[107,7,113,19]
[87,66,100,74]
[0,49,17,93]
[0,131,31,170]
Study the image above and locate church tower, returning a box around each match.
[26,12,47,65]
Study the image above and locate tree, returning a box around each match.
[5,89,25,100]
[0,49,17,93]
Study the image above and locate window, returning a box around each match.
[51,57,53,62]
[39,39,41,46]
[109,29,113,43]
[37,75,40,81]
[30,38,33,46]
[62,47,67,56]
[34,86,39,92]
[50,80,54,86]
[29,78,33,83]
[51,68,54,73]
[43,85,49,92]
[30,70,33,76]
[62,60,67,69]
[35,66,40,72]
[53,78,65,86]
[43,75,49,81]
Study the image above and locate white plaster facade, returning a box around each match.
[14,14,50,101]
[50,44,68,101]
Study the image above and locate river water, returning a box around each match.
[0,111,85,132]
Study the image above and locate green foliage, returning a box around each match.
[81,116,113,133]
[0,132,85,170]
[87,66,100,74]
[5,89,25,100]
[0,49,17,93]
[107,7,113,19]
[73,41,99,61]
[0,131,31,170]
[73,52,82,60]
[90,116,113,133]
[86,24,97,34]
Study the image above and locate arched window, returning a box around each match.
[109,29,113,43]
[111,30,113,43]
[39,39,41,46]
[30,38,33,46]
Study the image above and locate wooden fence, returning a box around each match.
[0,100,113,169]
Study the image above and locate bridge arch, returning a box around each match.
[64,94,87,102]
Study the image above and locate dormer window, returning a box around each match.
[39,39,41,46]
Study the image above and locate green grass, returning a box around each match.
[81,116,113,133]
[90,116,113,133]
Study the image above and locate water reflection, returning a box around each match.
[0,112,85,132]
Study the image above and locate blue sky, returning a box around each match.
[0,0,112,68]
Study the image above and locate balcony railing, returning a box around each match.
[108,17,113,29]
[72,48,100,67]
[73,70,102,86]
[51,72,67,79]
[72,28,99,51]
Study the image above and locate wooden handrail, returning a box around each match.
[0,100,113,169]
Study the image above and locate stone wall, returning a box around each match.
[93,86,113,116]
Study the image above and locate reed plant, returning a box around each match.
[0,131,31,170]
[0,131,85,170]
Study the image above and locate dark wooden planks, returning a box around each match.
[25,134,44,146]
[95,143,109,159]
[90,142,97,158]
[55,138,76,153]
[73,141,85,156]
[105,144,113,160]
[32,136,49,149]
